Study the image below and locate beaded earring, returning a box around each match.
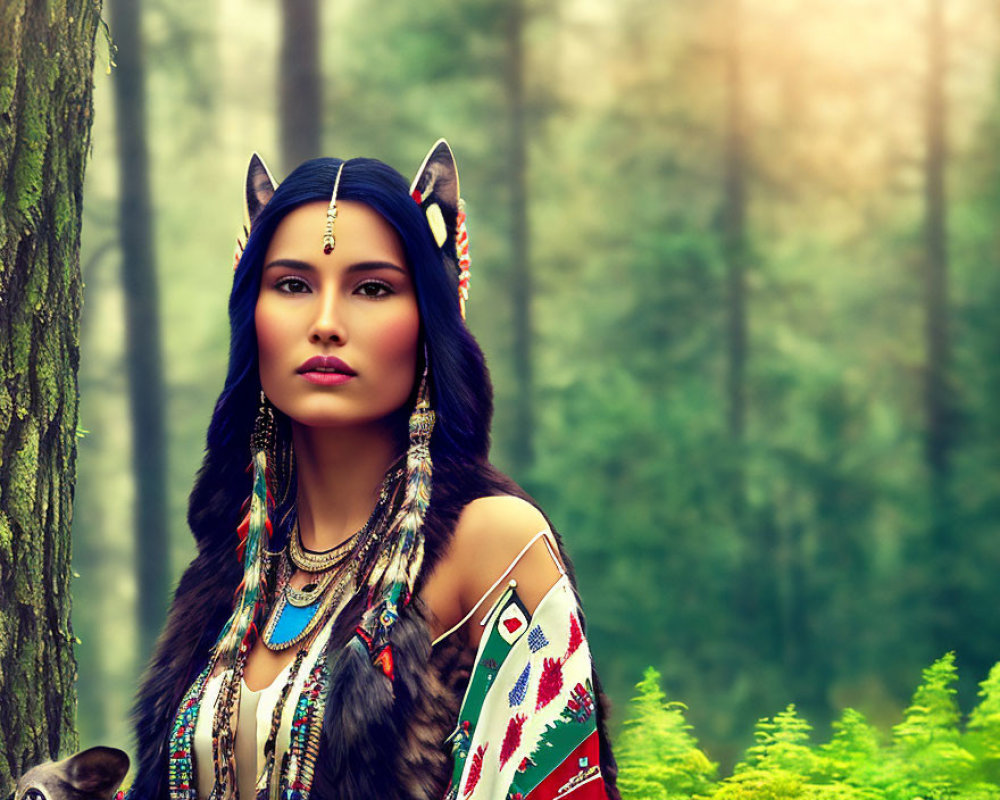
[350,354,434,681]
[213,390,275,664]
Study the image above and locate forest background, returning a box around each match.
[70,0,1000,774]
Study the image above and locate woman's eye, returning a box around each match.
[275,277,310,294]
[355,280,392,298]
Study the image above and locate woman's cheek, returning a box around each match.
[255,301,286,390]
[369,309,420,406]
[375,312,420,365]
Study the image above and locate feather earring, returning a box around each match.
[351,355,434,681]
[213,391,275,664]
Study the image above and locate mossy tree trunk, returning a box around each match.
[0,0,103,793]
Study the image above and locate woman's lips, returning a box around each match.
[300,371,354,386]
[297,355,356,386]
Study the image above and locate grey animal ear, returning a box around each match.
[245,152,278,229]
[234,152,278,270]
[13,747,129,800]
[63,747,130,799]
[409,140,460,249]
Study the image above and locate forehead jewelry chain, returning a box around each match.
[322,161,346,254]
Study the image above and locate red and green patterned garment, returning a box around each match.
[445,575,607,800]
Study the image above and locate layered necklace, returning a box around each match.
[260,465,404,651]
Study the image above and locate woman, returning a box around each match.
[127,143,619,800]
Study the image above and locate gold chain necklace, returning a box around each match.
[289,523,360,573]
[261,464,405,651]
[289,465,405,573]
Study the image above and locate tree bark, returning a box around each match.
[109,0,170,665]
[0,1,103,791]
[280,0,322,172]
[507,0,534,477]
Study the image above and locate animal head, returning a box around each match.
[12,747,129,800]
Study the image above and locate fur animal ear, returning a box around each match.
[409,140,472,317]
[245,152,278,229]
[409,140,460,249]
[14,747,130,800]
[234,153,278,271]
[63,746,130,799]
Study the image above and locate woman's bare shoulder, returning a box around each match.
[453,494,549,546]
[422,495,565,648]
[454,496,562,622]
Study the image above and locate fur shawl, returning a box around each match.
[128,460,620,800]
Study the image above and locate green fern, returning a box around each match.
[965,661,1000,785]
[892,652,961,748]
[817,708,886,797]
[883,653,977,799]
[616,666,717,800]
[707,767,806,800]
[614,656,1000,800]
[741,705,817,777]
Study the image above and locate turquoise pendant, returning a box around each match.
[263,594,322,650]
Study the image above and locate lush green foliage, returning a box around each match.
[617,655,1000,799]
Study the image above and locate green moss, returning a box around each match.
[25,248,49,311]
[39,357,65,421]
[13,64,48,218]
[0,751,11,797]
[0,12,19,118]
[0,386,11,460]
[44,48,60,93]
[0,77,14,119]
[0,511,11,580]
[10,307,31,379]
[52,188,74,251]
[0,606,8,661]
[8,420,39,535]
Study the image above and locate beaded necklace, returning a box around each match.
[167,464,407,800]
[262,468,399,652]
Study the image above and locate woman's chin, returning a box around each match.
[284,406,405,434]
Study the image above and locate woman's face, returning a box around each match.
[255,200,420,430]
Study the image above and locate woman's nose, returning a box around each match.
[308,290,344,343]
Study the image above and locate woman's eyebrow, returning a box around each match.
[263,258,316,272]
[261,259,407,276]
[344,261,408,276]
